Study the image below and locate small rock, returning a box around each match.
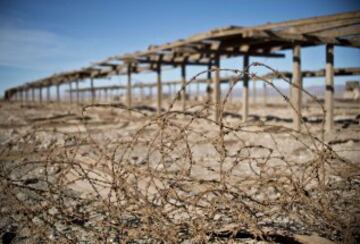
[23,178,39,185]
[48,207,58,215]
[32,216,44,225]
[131,156,139,161]
[2,232,16,244]
[16,192,27,201]
[294,234,335,244]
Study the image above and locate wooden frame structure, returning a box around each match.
[66,67,360,99]
[5,11,360,132]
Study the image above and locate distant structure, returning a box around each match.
[344,81,360,100]
[4,11,360,133]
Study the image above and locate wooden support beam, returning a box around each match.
[149,87,153,99]
[56,85,60,103]
[137,59,210,67]
[47,86,50,102]
[325,44,334,133]
[242,55,250,122]
[127,64,132,110]
[263,81,267,105]
[20,90,24,104]
[76,80,80,104]
[181,64,186,111]
[39,87,43,103]
[140,84,144,100]
[157,65,162,114]
[104,89,108,102]
[291,45,302,131]
[188,82,192,100]
[196,80,200,99]
[90,78,95,104]
[213,56,221,122]
[173,84,177,99]
[207,62,212,101]
[252,80,257,104]
[167,84,170,98]
[69,83,73,103]
[32,88,35,103]
[170,84,173,99]
[228,79,233,102]
[171,45,286,59]
[25,89,29,102]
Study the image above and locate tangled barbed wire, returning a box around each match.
[1,63,359,243]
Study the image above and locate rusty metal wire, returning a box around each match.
[1,63,359,243]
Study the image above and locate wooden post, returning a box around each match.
[76,80,80,104]
[104,89,108,103]
[242,55,249,122]
[171,84,173,99]
[140,84,144,101]
[173,84,177,99]
[229,79,234,103]
[47,86,50,102]
[25,89,29,102]
[69,82,73,103]
[157,65,162,114]
[181,64,186,111]
[31,88,35,103]
[291,45,302,131]
[20,90,24,104]
[196,80,200,100]
[39,87,43,103]
[252,80,257,104]
[207,62,212,102]
[213,56,221,122]
[325,44,334,133]
[263,81,267,106]
[56,84,60,103]
[127,64,132,110]
[167,83,171,99]
[90,78,95,104]
[189,82,192,101]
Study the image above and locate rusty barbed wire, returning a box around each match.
[0,63,359,243]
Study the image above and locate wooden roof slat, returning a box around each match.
[287,18,360,35]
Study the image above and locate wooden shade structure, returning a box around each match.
[5,10,360,132]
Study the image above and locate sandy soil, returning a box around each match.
[0,97,359,243]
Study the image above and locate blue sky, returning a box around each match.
[0,0,360,96]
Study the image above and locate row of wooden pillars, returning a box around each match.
[290,44,334,132]
[123,44,335,133]
[11,44,335,133]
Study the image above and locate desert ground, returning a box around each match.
[0,94,359,243]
